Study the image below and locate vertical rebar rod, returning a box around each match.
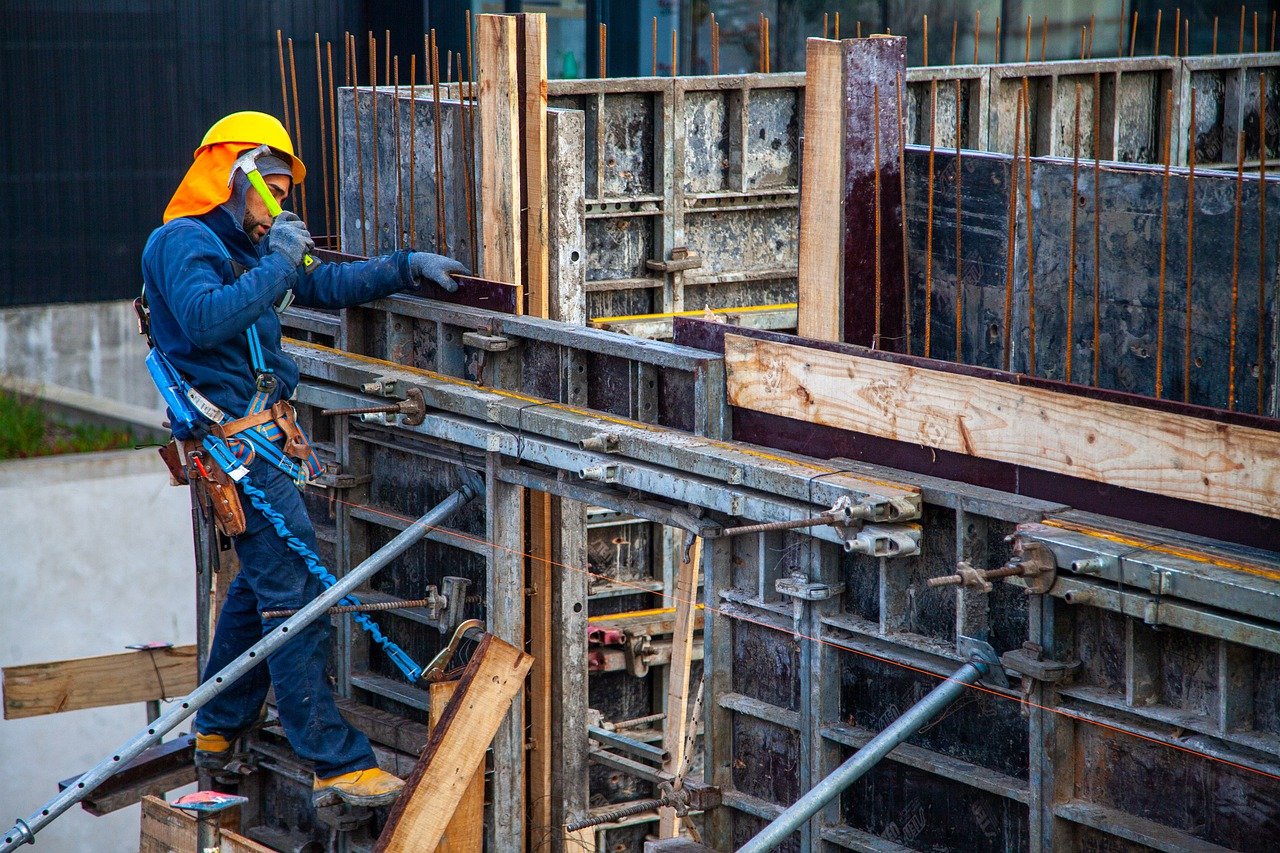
[973,10,981,64]
[1156,87,1173,398]
[393,56,403,250]
[1003,86,1023,371]
[923,14,929,65]
[1239,5,1246,54]
[1092,72,1103,387]
[1214,17,1220,54]
[1025,15,1033,63]
[1088,13,1095,57]
[762,18,768,72]
[288,38,307,222]
[950,20,958,65]
[1230,131,1245,409]
[431,31,447,255]
[1022,82,1037,375]
[408,54,417,250]
[1185,86,1197,402]
[833,12,838,40]
[1254,11,1259,52]
[1068,83,1081,383]
[672,28,679,76]
[712,14,720,73]
[1173,9,1181,57]
[1154,10,1163,55]
[873,85,883,348]
[1118,0,1127,57]
[994,16,1001,63]
[823,12,828,40]
[926,80,937,357]
[954,79,963,362]
[1040,15,1047,61]
[1257,79,1268,413]
[351,34,367,256]
[277,31,298,212]
[599,23,607,77]
[369,32,380,252]
[315,35,332,241]
[1081,26,1087,60]
[737,657,991,853]
[1130,11,1139,57]
[384,29,390,86]
[328,40,339,250]
[897,72,910,353]
[1272,11,1277,52]
[652,16,658,74]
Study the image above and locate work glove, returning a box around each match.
[264,211,315,268]
[409,252,469,293]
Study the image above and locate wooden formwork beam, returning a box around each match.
[797,36,908,350]
[3,644,197,719]
[658,537,703,839]
[478,14,522,293]
[724,333,1280,522]
[375,634,533,852]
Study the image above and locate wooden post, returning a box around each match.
[375,635,533,852]
[796,36,908,349]
[429,681,484,852]
[478,14,522,294]
[657,537,702,838]
[4,645,198,719]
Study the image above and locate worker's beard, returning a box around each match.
[242,210,272,244]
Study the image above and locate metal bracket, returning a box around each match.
[624,633,654,678]
[841,523,921,557]
[360,377,401,397]
[311,462,373,491]
[957,635,1010,689]
[776,572,846,602]
[579,463,621,483]
[645,247,703,273]
[1000,642,1080,683]
[579,432,621,453]
[462,331,515,352]
[1069,553,1119,576]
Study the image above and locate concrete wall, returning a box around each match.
[0,448,196,853]
[0,300,161,412]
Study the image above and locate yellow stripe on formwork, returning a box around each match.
[591,302,797,326]
[588,605,705,624]
[285,338,917,496]
[1041,518,1280,583]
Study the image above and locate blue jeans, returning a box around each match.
[194,456,376,779]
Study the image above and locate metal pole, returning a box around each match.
[736,656,991,853]
[1,483,479,852]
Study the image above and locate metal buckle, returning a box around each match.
[255,372,278,395]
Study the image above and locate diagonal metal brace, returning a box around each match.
[1,481,483,853]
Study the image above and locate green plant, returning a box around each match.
[0,391,137,460]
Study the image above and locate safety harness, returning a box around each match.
[137,219,428,682]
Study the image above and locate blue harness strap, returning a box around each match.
[142,219,424,683]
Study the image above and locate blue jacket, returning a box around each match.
[142,206,412,428]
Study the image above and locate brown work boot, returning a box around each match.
[312,768,405,808]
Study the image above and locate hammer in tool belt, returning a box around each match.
[229,144,320,274]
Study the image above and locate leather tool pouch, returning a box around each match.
[270,401,312,462]
[158,440,188,486]
[201,465,247,537]
[181,441,246,537]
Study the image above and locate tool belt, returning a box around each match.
[157,402,315,538]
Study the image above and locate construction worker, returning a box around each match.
[141,111,465,808]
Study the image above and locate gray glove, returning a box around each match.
[264,211,314,268]
[409,252,469,293]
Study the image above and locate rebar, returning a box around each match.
[925,79,937,357]
[927,564,1023,588]
[393,55,403,250]
[369,32,380,251]
[408,54,417,248]
[326,39,340,249]
[566,798,666,832]
[973,10,981,64]
[1022,79,1036,375]
[897,72,910,353]
[315,35,332,240]
[1067,83,1081,383]
[261,597,444,620]
[287,38,307,222]
[1230,131,1245,409]
[1185,85,1197,402]
[1156,87,1173,397]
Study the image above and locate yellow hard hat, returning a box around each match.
[197,111,307,184]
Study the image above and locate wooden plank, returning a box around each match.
[375,634,534,852]
[658,537,702,839]
[478,14,523,295]
[723,333,1280,522]
[842,36,907,350]
[796,38,845,342]
[3,644,197,719]
[60,734,195,816]
[139,795,272,853]
[430,681,484,852]
[518,12,549,319]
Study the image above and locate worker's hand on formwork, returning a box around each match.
[409,252,469,293]
[264,211,315,267]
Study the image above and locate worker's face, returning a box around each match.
[243,174,291,244]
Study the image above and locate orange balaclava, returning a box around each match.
[162,142,259,223]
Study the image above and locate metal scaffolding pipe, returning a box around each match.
[1,482,480,852]
[736,655,991,853]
